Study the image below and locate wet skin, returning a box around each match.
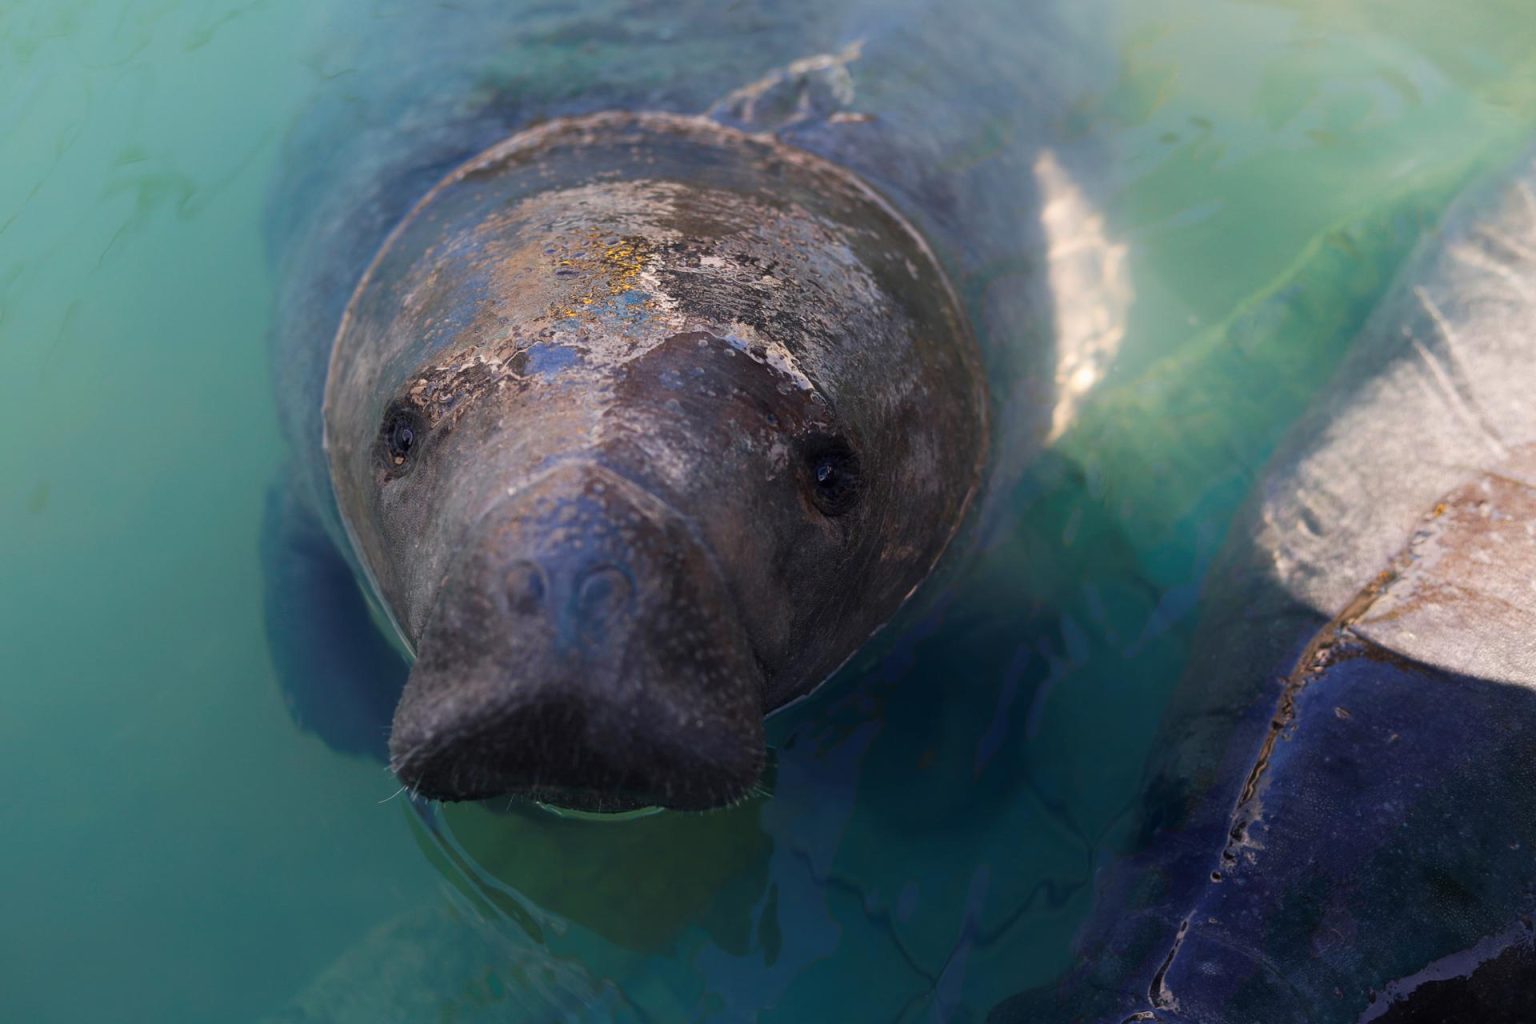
[321,115,985,810]
[999,144,1536,1024]
[256,2,1536,1016]
[264,0,1096,814]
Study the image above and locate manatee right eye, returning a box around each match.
[380,403,425,469]
[802,434,862,517]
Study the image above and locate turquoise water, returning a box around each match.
[3,2,1535,1021]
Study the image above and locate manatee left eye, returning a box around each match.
[803,436,861,517]
[380,403,425,468]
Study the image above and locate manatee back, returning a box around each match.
[1158,143,1536,834]
[998,144,1536,1024]
[1252,148,1536,679]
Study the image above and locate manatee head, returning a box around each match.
[324,114,986,811]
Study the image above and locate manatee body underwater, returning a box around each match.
[263,0,1108,812]
[999,145,1536,1023]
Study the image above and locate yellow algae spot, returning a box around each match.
[600,236,649,292]
[548,232,655,320]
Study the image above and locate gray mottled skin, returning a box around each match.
[271,0,1107,543]
[266,0,1110,809]
[999,146,1536,1022]
[331,115,983,808]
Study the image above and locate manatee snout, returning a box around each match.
[388,462,766,812]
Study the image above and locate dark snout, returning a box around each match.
[388,463,766,812]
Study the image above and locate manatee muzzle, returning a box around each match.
[388,461,766,812]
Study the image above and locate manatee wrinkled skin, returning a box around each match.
[263,1,1105,811]
[999,146,1536,1022]
[326,114,983,809]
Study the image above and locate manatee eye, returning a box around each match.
[803,435,861,517]
[380,403,425,469]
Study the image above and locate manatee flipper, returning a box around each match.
[260,480,407,761]
[995,146,1536,1023]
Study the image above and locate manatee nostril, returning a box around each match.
[575,564,635,624]
[505,560,547,616]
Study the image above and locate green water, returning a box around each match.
[3,2,1535,1022]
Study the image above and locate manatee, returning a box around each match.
[997,144,1536,1021]
[263,1,1109,811]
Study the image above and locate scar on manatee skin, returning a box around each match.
[1126,571,1393,1023]
[1220,488,1472,867]
[1143,918,1189,1016]
[1128,492,1479,1019]
[1220,568,1395,866]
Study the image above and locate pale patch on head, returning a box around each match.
[722,320,817,394]
[763,435,793,477]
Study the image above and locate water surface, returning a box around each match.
[3,2,1534,1021]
